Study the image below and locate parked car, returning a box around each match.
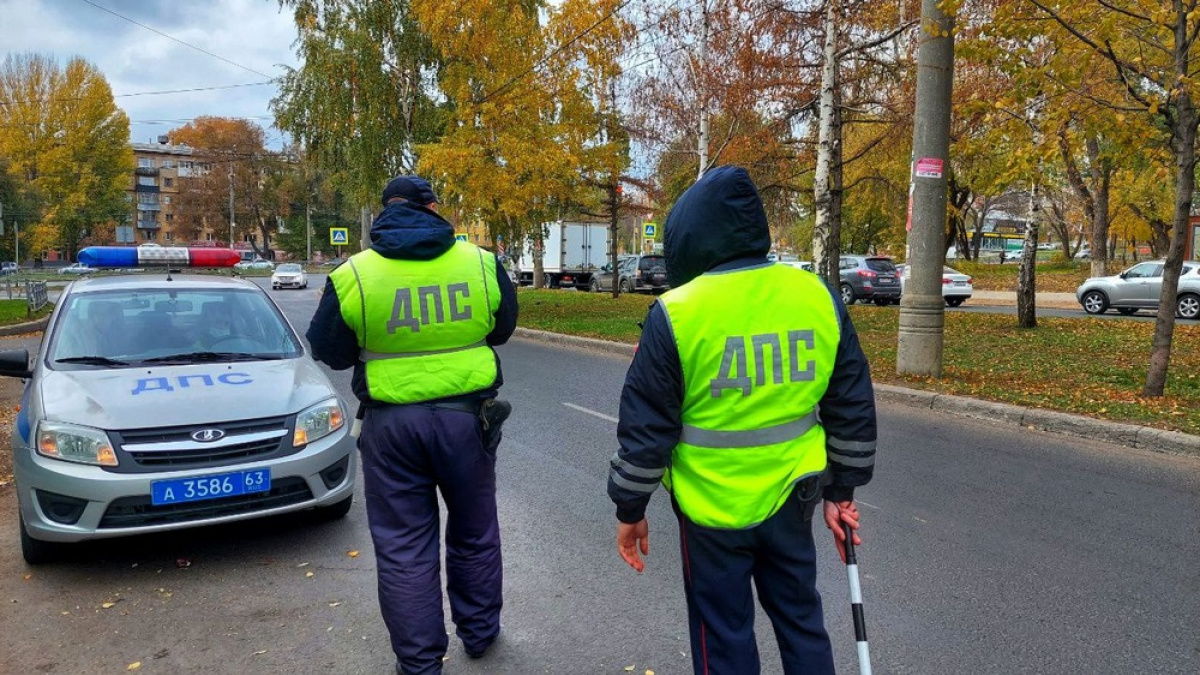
[781,260,814,272]
[0,260,356,564]
[1076,260,1200,319]
[589,254,669,294]
[0,261,18,275]
[896,264,973,307]
[271,263,308,290]
[235,258,274,271]
[838,255,901,305]
[59,263,93,275]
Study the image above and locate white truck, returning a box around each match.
[517,221,611,289]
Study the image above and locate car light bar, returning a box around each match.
[77,247,242,269]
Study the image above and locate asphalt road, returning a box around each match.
[1,276,1198,674]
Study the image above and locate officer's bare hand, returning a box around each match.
[824,500,862,564]
[617,519,650,573]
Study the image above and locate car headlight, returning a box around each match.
[294,398,345,447]
[37,421,118,466]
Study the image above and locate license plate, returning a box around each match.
[878,278,894,284]
[151,469,271,506]
[954,281,967,286]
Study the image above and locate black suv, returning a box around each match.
[590,254,670,294]
[838,255,900,305]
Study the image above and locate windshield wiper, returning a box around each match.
[139,351,285,364]
[55,356,131,366]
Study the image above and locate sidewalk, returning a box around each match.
[970,290,1079,310]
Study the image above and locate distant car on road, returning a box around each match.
[0,262,18,275]
[235,258,274,271]
[1076,260,1200,319]
[897,264,973,307]
[781,260,814,272]
[838,255,901,306]
[59,263,93,275]
[589,254,669,294]
[271,263,308,290]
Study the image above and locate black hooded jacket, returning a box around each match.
[305,201,518,404]
[607,166,878,524]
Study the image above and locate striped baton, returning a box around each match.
[843,523,873,675]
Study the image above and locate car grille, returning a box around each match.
[113,416,294,473]
[98,477,313,529]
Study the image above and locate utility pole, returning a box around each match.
[897,0,955,377]
[306,203,312,262]
[228,151,236,250]
[696,0,710,180]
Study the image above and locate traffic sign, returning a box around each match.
[330,228,349,245]
[643,222,657,238]
[455,233,468,242]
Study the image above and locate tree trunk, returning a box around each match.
[1016,178,1039,328]
[812,0,838,284]
[1087,137,1112,278]
[1145,96,1197,396]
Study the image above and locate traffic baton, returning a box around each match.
[843,523,873,675]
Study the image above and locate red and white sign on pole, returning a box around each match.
[914,157,944,179]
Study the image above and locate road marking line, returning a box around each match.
[857,500,881,510]
[562,402,619,424]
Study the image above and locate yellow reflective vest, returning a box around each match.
[659,263,841,528]
[330,242,501,404]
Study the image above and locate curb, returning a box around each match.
[513,327,1200,458]
[0,314,50,337]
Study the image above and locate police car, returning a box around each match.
[0,246,356,564]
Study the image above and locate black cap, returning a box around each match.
[381,175,438,207]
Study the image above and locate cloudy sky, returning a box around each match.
[0,0,300,147]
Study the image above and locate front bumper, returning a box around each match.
[272,278,305,288]
[14,425,356,543]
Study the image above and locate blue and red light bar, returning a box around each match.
[77,247,242,269]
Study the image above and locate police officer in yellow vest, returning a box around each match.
[608,166,877,674]
[307,176,517,675]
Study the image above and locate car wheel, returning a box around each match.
[1177,293,1200,320]
[315,494,353,521]
[946,298,964,307]
[619,279,632,294]
[1081,290,1108,315]
[543,273,554,288]
[1117,307,1138,316]
[20,513,61,565]
[590,278,601,293]
[840,283,855,305]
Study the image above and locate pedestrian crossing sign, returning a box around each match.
[330,228,349,245]
[455,233,468,242]
[643,222,657,238]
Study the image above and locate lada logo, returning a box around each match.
[191,429,226,443]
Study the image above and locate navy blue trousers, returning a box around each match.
[359,405,502,675]
[675,489,835,675]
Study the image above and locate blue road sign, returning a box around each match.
[330,228,349,245]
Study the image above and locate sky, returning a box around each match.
[0,0,300,148]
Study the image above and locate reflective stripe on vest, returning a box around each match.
[659,263,841,529]
[330,242,500,404]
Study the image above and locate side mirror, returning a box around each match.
[1119,272,1128,279]
[0,348,31,378]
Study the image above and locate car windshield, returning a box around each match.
[49,288,302,366]
[276,264,302,273]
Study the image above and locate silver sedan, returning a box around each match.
[1076,260,1200,318]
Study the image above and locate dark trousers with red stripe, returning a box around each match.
[359,405,503,675]
[674,488,835,675]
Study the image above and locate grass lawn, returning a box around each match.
[0,298,51,324]
[517,289,1200,436]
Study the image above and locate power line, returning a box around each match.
[78,0,273,79]
[0,81,275,107]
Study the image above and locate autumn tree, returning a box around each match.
[412,0,631,288]
[0,53,132,261]
[1022,0,1200,396]
[168,116,288,258]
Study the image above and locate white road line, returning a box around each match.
[857,500,881,510]
[562,402,619,424]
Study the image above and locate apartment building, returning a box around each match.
[124,140,215,246]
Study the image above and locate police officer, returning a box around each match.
[608,166,877,674]
[307,175,517,675]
